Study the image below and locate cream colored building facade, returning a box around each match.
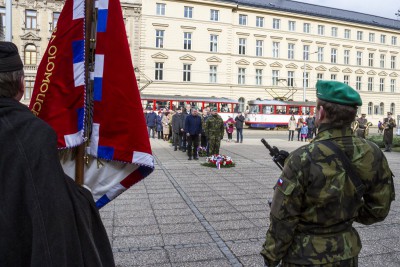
[2,0,399,124]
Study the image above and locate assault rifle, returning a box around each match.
[260,138,289,171]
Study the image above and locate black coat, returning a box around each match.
[0,98,114,267]
[235,115,245,129]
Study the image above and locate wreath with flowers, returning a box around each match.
[201,154,235,168]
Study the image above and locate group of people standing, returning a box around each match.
[288,114,316,142]
[145,104,246,160]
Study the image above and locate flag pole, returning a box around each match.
[75,0,96,185]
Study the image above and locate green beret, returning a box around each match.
[211,107,217,111]
[316,80,362,106]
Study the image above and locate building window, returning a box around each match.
[356,76,362,90]
[317,47,324,62]
[392,36,397,45]
[156,3,166,15]
[390,79,396,92]
[317,73,324,81]
[239,14,247,25]
[155,30,164,48]
[288,43,295,59]
[256,16,264,27]
[369,33,375,42]
[331,74,337,81]
[238,68,246,84]
[344,50,350,65]
[356,51,363,66]
[357,31,363,41]
[209,65,217,83]
[344,29,351,39]
[380,34,386,44]
[238,38,246,55]
[210,9,219,21]
[25,10,37,29]
[368,102,373,115]
[344,75,349,84]
[51,12,60,31]
[210,34,218,52]
[368,77,373,91]
[272,42,280,58]
[374,104,379,115]
[303,23,310,33]
[273,18,280,29]
[317,25,325,35]
[256,40,263,57]
[303,45,310,61]
[380,54,385,68]
[390,103,395,115]
[379,78,385,92]
[24,79,34,100]
[155,62,163,80]
[183,64,191,82]
[24,44,37,65]
[368,53,374,67]
[184,6,193,18]
[272,70,279,85]
[391,56,396,69]
[184,32,192,50]
[288,71,294,86]
[331,27,338,37]
[331,48,337,63]
[255,69,263,85]
[380,102,384,115]
[303,72,309,88]
[288,21,296,31]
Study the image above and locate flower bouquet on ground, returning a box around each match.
[201,154,235,168]
[197,146,207,157]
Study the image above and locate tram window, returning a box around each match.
[208,102,217,111]
[221,104,230,112]
[304,107,311,115]
[262,105,273,114]
[289,106,299,115]
[193,102,203,112]
[156,101,168,110]
[233,104,239,113]
[249,105,259,114]
[276,106,287,114]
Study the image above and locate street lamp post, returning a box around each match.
[5,0,12,42]
[303,51,318,102]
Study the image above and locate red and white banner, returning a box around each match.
[29,0,154,208]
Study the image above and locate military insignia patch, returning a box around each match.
[277,178,283,186]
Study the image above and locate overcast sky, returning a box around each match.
[295,0,400,19]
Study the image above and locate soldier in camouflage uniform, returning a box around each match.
[205,107,224,155]
[261,80,395,267]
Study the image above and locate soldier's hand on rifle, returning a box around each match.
[273,150,289,167]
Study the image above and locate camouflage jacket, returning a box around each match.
[261,123,395,266]
[205,114,224,139]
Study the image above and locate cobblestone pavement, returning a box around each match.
[100,129,400,267]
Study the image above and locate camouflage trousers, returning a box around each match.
[281,256,358,267]
[208,136,221,155]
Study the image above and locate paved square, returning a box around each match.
[101,130,400,267]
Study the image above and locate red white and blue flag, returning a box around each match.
[29,0,154,208]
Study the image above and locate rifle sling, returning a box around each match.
[318,140,365,198]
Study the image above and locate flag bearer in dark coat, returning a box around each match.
[184,107,202,160]
[261,80,395,267]
[171,109,184,151]
[383,112,397,152]
[0,42,114,267]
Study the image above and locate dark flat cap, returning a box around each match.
[0,42,23,73]
[316,80,362,107]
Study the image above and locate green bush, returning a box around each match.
[367,135,400,148]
